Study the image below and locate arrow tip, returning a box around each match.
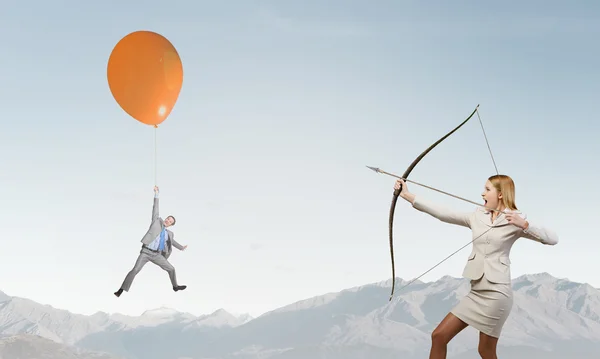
[366,165,380,173]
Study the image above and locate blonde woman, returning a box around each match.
[394,175,558,359]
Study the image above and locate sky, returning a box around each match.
[0,0,599,319]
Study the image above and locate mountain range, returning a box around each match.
[1,272,599,358]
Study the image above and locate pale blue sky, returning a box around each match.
[1,0,598,318]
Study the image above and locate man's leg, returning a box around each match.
[115,251,150,297]
[149,254,186,291]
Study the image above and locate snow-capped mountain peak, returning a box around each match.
[140,306,180,317]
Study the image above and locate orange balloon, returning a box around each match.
[107,31,183,127]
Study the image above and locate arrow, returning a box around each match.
[366,165,505,214]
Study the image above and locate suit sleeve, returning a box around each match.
[152,193,159,222]
[412,195,472,228]
[171,234,184,250]
[520,221,559,245]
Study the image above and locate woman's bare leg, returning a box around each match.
[429,312,468,359]
[477,331,499,359]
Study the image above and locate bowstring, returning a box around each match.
[393,226,495,294]
[476,107,499,175]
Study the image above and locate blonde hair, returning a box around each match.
[488,174,518,210]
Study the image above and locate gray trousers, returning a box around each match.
[121,247,178,291]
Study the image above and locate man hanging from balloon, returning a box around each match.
[106,30,188,297]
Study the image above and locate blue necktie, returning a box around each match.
[158,228,166,251]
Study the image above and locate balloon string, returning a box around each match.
[154,126,157,186]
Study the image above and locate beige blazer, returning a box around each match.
[412,195,559,284]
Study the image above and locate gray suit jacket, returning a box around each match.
[141,196,184,258]
[412,195,558,284]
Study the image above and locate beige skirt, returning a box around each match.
[451,273,513,338]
